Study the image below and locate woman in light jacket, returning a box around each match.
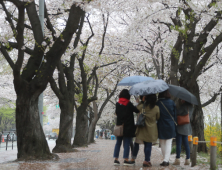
[156,90,177,166]
[131,94,160,167]
[173,99,194,166]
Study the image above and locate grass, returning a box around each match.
[197,152,222,166]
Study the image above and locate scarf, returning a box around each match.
[118,98,129,106]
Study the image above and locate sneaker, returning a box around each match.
[173,158,180,165]
[160,161,169,166]
[143,161,152,167]
[130,160,135,164]
[184,159,190,165]
[114,160,120,166]
[123,160,135,166]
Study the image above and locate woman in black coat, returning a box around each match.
[113,89,139,166]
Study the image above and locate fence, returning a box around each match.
[0,133,17,151]
[189,135,222,170]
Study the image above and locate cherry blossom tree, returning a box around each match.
[0,0,86,160]
[107,0,222,152]
[71,12,122,146]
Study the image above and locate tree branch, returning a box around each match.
[98,82,118,118]
[57,61,67,94]
[201,86,222,107]
[0,1,17,37]
[44,4,56,41]
[190,32,222,84]
[49,77,63,99]
[0,43,15,69]
[13,5,25,92]
[99,12,109,56]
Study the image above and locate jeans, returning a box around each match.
[132,141,152,162]
[176,133,190,159]
[132,142,139,159]
[123,138,134,157]
[113,136,132,159]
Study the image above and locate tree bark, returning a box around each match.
[189,82,207,152]
[52,99,74,153]
[88,122,96,143]
[1,1,85,160]
[221,93,222,150]
[88,101,98,143]
[73,106,88,147]
[16,82,57,160]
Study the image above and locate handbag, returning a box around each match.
[177,108,190,125]
[160,101,177,126]
[135,103,146,127]
[113,124,124,137]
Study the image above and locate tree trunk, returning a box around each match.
[73,107,88,147]
[221,93,222,150]
[88,118,97,144]
[16,92,58,160]
[52,99,74,153]
[190,82,207,152]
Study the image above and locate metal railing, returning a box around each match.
[0,133,17,151]
[188,135,222,170]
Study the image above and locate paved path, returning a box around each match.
[0,139,210,170]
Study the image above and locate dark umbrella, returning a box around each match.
[168,84,198,105]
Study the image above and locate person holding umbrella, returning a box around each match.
[113,89,140,166]
[173,99,194,166]
[167,84,198,165]
[156,90,177,166]
[131,94,160,167]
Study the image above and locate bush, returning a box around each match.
[171,145,177,154]
[204,123,222,155]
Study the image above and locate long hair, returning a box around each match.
[144,94,157,109]
[158,90,171,99]
[176,99,192,109]
[119,89,130,100]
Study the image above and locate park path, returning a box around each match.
[0,139,210,170]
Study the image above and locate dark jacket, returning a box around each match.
[176,103,194,135]
[156,98,177,139]
[116,101,139,137]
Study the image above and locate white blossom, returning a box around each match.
[42,41,47,46]
[21,46,26,50]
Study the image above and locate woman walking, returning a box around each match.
[173,99,194,165]
[156,90,177,166]
[113,89,140,166]
[131,94,160,167]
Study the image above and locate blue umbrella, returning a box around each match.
[129,79,169,96]
[118,76,154,86]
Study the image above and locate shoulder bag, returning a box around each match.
[177,108,190,125]
[160,101,177,126]
[113,124,124,137]
[135,103,146,127]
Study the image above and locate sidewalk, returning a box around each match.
[0,139,210,170]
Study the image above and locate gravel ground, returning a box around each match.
[0,139,212,170]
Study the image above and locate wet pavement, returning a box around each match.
[0,139,211,170]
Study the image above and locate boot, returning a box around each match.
[172,158,180,165]
[143,161,152,167]
[184,159,190,165]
